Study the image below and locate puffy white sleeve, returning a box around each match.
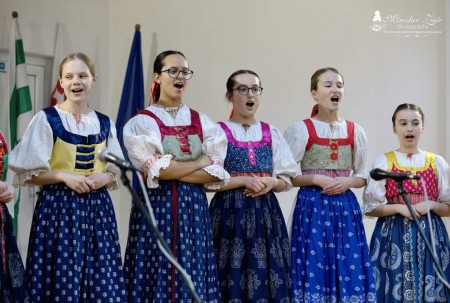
[436,155,450,203]
[352,123,369,179]
[199,113,230,190]
[8,111,54,186]
[271,125,299,191]
[104,120,125,190]
[123,114,172,189]
[283,121,308,174]
[362,154,388,214]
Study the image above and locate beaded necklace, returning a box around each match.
[154,103,184,118]
[56,104,92,130]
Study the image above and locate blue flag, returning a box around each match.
[116,25,144,188]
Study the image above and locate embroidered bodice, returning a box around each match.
[219,121,272,176]
[301,118,355,173]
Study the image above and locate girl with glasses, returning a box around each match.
[284,67,376,302]
[363,103,450,302]
[123,50,229,303]
[209,70,297,302]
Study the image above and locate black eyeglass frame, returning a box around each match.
[161,68,194,80]
[232,86,263,96]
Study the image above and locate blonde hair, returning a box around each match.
[58,52,97,78]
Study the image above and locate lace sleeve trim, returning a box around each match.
[362,201,381,214]
[203,164,230,190]
[13,169,46,187]
[145,154,173,189]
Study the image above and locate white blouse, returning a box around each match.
[219,120,299,191]
[283,118,369,178]
[123,104,230,189]
[362,151,450,213]
[8,106,123,189]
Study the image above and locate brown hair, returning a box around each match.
[225,70,261,118]
[310,67,343,92]
[226,69,261,94]
[391,103,425,127]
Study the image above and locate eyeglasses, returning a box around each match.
[233,86,263,96]
[161,68,194,80]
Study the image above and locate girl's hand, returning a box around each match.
[313,175,335,190]
[322,177,351,195]
[86,173,111,190]
[397,204,419,221]
[243,177,277,198]
[0,181,14,203]
[413,201,434,217]
[59,172,91,194]
[243,176,266,193]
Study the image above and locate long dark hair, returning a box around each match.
[152,50,186,102]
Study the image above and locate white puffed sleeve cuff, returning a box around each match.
[203,162,230,190]
[12,168,47,187]
[361,201,385,215]
[144,154,173,189]
[125,134,173,189]
[352,172,368,179]
[199,115,230,190]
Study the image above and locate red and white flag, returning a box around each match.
[49,23,65,106]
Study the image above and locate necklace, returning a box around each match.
[56,104,92,129]
[154,103,184,118]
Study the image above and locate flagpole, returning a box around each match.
[9,10,33,241]
[50,22,65,106]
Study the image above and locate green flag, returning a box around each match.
[9,12,32,236]
[9,12,32,148]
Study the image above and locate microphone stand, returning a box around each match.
[395,180,450,290]
[118,168,204,303]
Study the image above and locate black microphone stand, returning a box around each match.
[395,180,450,290]
[118,168,204,303]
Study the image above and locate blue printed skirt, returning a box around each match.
[210,189,293,303]
[26,184,126,302]
[291,186,376,303]
[0,203,28,302]
[124,181,221,303]
[370,213,450,302]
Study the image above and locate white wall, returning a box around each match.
[1,0,448,256]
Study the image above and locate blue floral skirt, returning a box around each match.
[370,213,450,302]
[26,184,126,302]
[210,189,293,303]
[291,186,376,303]
[124,181,221,303]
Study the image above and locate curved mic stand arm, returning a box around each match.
[396,180,450,291]
[118,168,204,303]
